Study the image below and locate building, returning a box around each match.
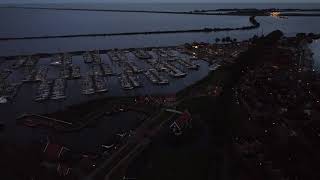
[170,111,192,136]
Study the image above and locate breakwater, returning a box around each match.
[0,16,260,41]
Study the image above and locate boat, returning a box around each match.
[177,59,199,70]
[71,65,81,79]
[149,69,169,85]
[101,144,114,149]
[101,64,113,76]
[34,81,51,102]
[92,65,103,76]
[144,70,159,84]
[119,74,133,90]
[93,76,108,93]
[50,54,63,66]
[127,62,143,73]
[163,62,187,78]
[0,97,7,104]
[51,78,66,100]
[63,53,72,65]
[133,49,152,59]
[107,51,121,62]
[12,57,26,69]
[127,74,141,88]
[35,67,48,81]
[81,75,95,95]
[22,70,37,82]
[83,52,93,63]
[92,51,102,64]
[25,56,38,67]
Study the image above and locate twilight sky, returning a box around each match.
[0,0,319,3]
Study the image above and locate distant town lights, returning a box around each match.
[270,12,281,17]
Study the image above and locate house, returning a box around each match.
[170,111,192,136]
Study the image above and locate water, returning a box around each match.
[1,3,320,151]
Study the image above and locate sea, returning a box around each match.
[0,3,320,151]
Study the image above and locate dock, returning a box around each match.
[71,65,81,79]
[25,56,38,67]
[81,75,95,95]
[51,78,66,100]
[127,74,141,88]
[92,65,104,76]
[144,70,159,84]
[35,67,48,81]
[101,64,113,76]
[119,74,134,90]
[93,75,108,93]
[127,61,143,73]
[83,52,93,63]
[12,57,26,69]
[163,62,187,78]
[22,69,37,82]
[176,59,199,70]
[107,51,121,62]
[92,51,102,64]
[150,69,169,85]
[35,80,51,102]
[133,49,152,60]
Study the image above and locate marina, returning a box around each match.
[0,42,249,104]
[1,3,320,180]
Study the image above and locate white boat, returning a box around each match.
[0,97,7,104]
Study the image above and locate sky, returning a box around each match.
[0,0,319,3]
